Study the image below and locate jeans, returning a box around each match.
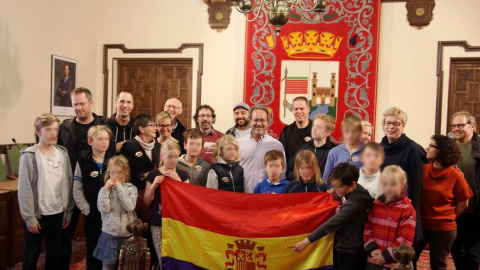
[23,212,63,270]
[451,213,480,270]
[60,205,80,269]
[84,213,103,270]
[334,250,366,270]
[414,229,457,270]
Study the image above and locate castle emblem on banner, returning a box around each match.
[276,30,343,59]
[225,239,267,270]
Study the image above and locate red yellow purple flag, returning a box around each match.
[161,179,339,270]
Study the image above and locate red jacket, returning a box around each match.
[363,193,416,268]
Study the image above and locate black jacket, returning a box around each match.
[58,113,106,171]
[105,113,134,144]
[120,138,160,190]
[286,178,329,193]
[308,184,374,253]
[279,121,313,175]
[171,120,186,154]
[56,76,74,107]
[286,138,336,180]
[210,162,244,192]
[467,132,480,225]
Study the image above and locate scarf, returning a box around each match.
[135,135,155,160]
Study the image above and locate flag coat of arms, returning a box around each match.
[161,179,339,270]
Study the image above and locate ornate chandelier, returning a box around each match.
[228,0,327,34]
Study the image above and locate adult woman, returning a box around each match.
[414,135,472,270]
[155,111,178,145]
[361,121,374,143]
[380,107,425,242]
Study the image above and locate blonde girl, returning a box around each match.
[287,150,328,193]
[93,155,138,270]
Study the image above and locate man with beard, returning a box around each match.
[56,64,74,107]
[105,91,135,154]
[164,97,186,154]
[226,102,251,138]
[58,87,105,269]
[237,105,286,193]
[279,97,312,179]
[194,104,224,164]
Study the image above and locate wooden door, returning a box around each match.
[447,58,480,134]
[117,59,193,128]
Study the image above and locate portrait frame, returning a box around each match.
[51,55,78,116]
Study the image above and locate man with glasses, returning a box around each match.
[106,91,135,154]
[164,98,186,153]
[450,111,480,270]
[193,104,224,164]
[237,105,286,193]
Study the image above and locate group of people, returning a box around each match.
[17,88,479,270]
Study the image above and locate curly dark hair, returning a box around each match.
[329,162,359,186]
[193,104,216,123]
[431,135,462,167]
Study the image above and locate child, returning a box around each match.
[145,140,190,264]
[287,114,336,180]
[363,165,416,270]
[206,135,244,192]
[358,142,385,199]
[73,125,112,270]
[254,150,289,194]
[361,121,374,143]
[287,163,374,270]
[286,150,329,193]
[18,114,74,269]
[177,128,211,186]
[94,155,138,270]
[322,115,365,185]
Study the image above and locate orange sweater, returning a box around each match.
[420,163,473,231]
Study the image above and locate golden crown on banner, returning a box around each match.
[268,30,343,59]
[234,239,257,251]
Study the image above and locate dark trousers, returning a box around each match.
[413,229,456,270]
[84,214,103,270]
[334,250,366,270]
[365,262,390,270]
[23,212,63,270]
[60,205,80,269]
[451,213,480,270]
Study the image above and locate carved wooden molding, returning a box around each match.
[204,0,233,32]
[102,43,204,116]
[435,41,480,134]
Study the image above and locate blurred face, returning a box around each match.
[292,100,310,123]
[234,108,250,127]
[264,159,284,181]
[361,148,384,172]
[383,116,405,142]
[35,122,59,146]
[425,139,439,161]
[381,174,405,202]
[197,108,214,132]
[64,65,70,76]
[71,93,93,120]
[109,165,126,183]
[299,163,314,182]
[88,130,110,152]
[184,137,203,157]
[250,109,269,137]
[451,115,475,143]
[331,179,355,198]
[157,119,173,138]
[221,144,238,163]
[139,121,157,139]
[164,98,183,120]
[362,125,373,143]
[342,125,362,145]
[311,118,331,141]
[161,149,181,169]
[115,92,134,118]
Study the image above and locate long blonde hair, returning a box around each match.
[104,155,130,183]
[294,150,324,185]
[159,139,181,167]
[213,135,240,163]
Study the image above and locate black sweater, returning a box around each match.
[120,138,160,190]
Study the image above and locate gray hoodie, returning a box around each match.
[177,155,210,187]
[18,145,74,227]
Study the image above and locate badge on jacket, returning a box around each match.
[221,177,229,182]
[304,136,312,142]
[135,151,143,157]
[194,165,203,171]
[351,156,360,162]
[90,171,99,178]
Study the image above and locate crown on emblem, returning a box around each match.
[234,239,257,251]
[280,30,343,59]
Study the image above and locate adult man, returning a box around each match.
[450,111,480,270]
[105,91,135,154]
[194,104,224,164]
[225,102,251,138]
[56,64,74,107]
[164,97,186,153]
[237,105,286,193]
[58,87,105,269]
[279,97,312,176]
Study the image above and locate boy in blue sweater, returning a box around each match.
[253,150,289,194]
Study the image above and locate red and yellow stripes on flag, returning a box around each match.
[285,76,309,94]
[160,179,339,270]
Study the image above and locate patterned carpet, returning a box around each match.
[13,238,455,269]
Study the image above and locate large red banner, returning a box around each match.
[243,1,381,141]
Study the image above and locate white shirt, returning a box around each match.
[234,128,251,138]
[38,148,65,215]
[238,134,286,193]
[357,167,382,199]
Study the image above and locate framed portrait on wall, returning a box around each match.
[51,55,77,116]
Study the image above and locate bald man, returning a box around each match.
[164,98,186,153]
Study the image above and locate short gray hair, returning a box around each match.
[451,111,476,126]
[249,105,273,126]
[382,107,408,125]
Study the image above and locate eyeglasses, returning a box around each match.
[143,124,157,129]
[165,105,182,110]
[198,114,213,118]
[252,118,267,123]
[157,124,172,129]
[384,121,403,127]
[450,123,469,129]
[427,144,438,149]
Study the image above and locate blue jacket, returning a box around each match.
[253,178,289,194]
[322,143,364,185]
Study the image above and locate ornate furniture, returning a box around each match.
[118,219,151,270]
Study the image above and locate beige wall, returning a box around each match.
[0,0,479,145]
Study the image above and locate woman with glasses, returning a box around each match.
[414,135,472,270]
[380,107,425,245]
[155,111,178,145]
